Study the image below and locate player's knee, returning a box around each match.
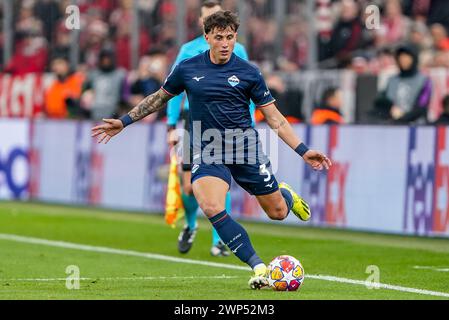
[200,201,224,217]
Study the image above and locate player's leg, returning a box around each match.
[210,192,231,257]
[256,189,289,220]
[181,169,198,228]
[191,165,267,289]
[177,168,200,254]
[177,111,200,254]
[229,161,310,222]
[278,182,311,221]
[256,182,311,222]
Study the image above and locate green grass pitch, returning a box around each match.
[0,201,448,300]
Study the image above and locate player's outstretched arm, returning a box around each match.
[91,88,173,144]
[260,103,332,171]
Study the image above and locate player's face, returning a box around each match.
[205,27,237,64]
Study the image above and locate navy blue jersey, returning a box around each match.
[162,51,275,165]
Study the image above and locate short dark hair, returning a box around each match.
[50,54,70,63]
[145,47,165,57]
[203,10,240,34]
[321,87,339,106]
[201,0,221,11]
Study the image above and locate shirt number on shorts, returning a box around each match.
[260,164,271,182]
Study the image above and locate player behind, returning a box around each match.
[92,11,332,289]
[167,0,255,257]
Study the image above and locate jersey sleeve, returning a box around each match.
[162,63,185,97]
[250,69,276,108]
[234,43,256,125]
[166,44,191,125]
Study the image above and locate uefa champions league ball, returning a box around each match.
[267,255,304,291]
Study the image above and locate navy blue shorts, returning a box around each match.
[191,162,279,196]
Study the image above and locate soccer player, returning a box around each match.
[167,0,254,257]
[92,11,332,289]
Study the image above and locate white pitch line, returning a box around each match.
[413,266,449,272]
[0,276,241,282]
[1,233,448,298]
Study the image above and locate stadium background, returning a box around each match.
[1,0,448,237]
[0,0,449,301]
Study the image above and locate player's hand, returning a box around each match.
[167,127,179,148]
[91,119,124,144]
[303,150,332,171]
[390,106,404,120]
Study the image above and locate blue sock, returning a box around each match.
[212,192,232,246]
[209,210,263,269]
[281,188,293,212]
[181,192,199,230]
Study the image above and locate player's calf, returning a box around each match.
[265,203,288,221]
[256,191,289,221]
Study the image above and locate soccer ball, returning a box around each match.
[267,255,304,291]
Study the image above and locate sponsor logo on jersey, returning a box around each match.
[192,164,200,174]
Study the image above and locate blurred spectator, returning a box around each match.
[51,21,72,60]
[4,30,48,75]
[110,0,151,70]
[316,0,333,44]
[374,48,399,91]
[375,0,411,47]
[128,48,168,122]
[255,73,304,123]
[82,49,127,120]
[45,55,85,119]
[184,0,203,40]
[433,94,449,125]
[409,20,434,67]
[350,53,370,75]
[426,0,449,34]
[279,17,308,72]
[321,0,365,68]
[247,17,277,65]
[33,0,62,43]
[310,87,344,125]
[430,23,449,51]
[15,2,43,37]
[4,1,49,75]
[368,91,394,124]
[81,19,110,69]
[433,50,449,68]
[384,44,432,124]
[151,0,178,56]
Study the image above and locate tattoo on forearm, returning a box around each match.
[128,89,171,122]
[273,119,287,130]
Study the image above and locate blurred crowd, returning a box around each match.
[0,0,449,125]
[5,0,449,73]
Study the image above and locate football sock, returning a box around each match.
[211,192,232,246]
[253,263,267,272]
[280,188,294,213]
[209,210,263,268]
[181,192,199,230]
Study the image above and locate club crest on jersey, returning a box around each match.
[228,75,240,87]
